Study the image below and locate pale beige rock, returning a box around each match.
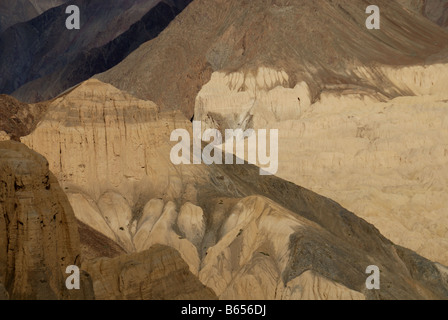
[177,202,206,248]
[21,79,448,300]
[133,201,201,275]
[96,0,448,119]
[67,192,116,243]
[137,198,164,231]
[21,79,204,253]
[194,63,448,265]
[0,131,10,141]
[97,192,134,252]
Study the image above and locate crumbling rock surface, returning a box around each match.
[21,80,448,299]
[84,244,217,300]
[0,141,94,299]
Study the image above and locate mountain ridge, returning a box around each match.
[96,0,448,117]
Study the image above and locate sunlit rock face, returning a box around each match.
[3,0,448,300]
[193,63,448,266]
[19,80,448,299]
[94,0,448,267]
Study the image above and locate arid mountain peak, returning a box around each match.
[97,0,448,117]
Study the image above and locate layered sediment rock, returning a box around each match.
[0,95,47,141]
[193,63,448,265]
[21,80,448,299]
[0,141,93,299]
[97,0,448,117]
[84,244,217,300]
[93,0,448,267]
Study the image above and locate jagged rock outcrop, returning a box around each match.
[84,244,217,300]
[4,0,448,300]
[193,62,448,265]
[0,0,68,33]
[21,80,448,299]
[0,141,94,299]
[22,79,197,253]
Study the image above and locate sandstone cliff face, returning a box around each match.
[21,80,448,299]
[22,79,200,254]
[0,139,211,300]
[84,244,217,300]
[0,141,93,299]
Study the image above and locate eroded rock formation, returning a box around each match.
[84,244,217,300]
[20,79,448,299]
[0,95,47,141]
[0,141,93,299]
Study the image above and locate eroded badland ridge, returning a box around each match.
[9,79,448,300]
[0,0,448,300]
[97,0,448,265]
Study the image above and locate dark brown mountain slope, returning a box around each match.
[425,0,448,27]
[0,95,47,141]
[0,0,193,103]
[11,0,193,103]
[0,0,68,33]
[96,0,448,118]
